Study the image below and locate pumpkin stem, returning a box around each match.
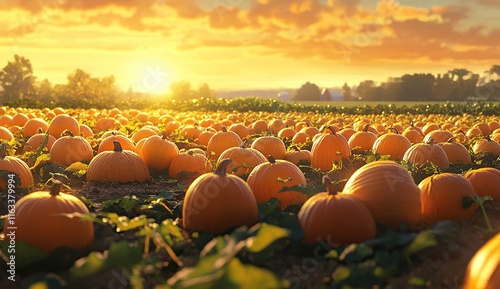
[37,127,44,134]
[187,150,194,156]
[161,132,169,140]
[446,136,457,143]
[215,159,232,176]
[363,124,370,132]
[325,125,336,135]
[61,129,74,137]
[0,143,6,159]
[240,139,249,148]
[387,127,400,134]
[113,140,123,152]
[322,175,337,196]
[50,180,63,197]
[427,138,435,145]
[221,126,227,132]
[268,155,276,163]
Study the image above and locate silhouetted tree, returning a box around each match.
[294,82,321,101]
[356,80,380,101]
[342,83,352,100]
[197,83,215,98]
[170,80,193,100]
[36,79,55,102]
[0,55,36,101]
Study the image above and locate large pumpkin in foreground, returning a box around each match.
[298,176,376,245]
[3,181,94,252]
[342,160,421,229]
[182,159,258,234]
[464,232,500,289]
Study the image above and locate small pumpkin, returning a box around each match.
[2,181,94,252]
[284,148,311,166]
[464,168,500,200]
[23,128,56,153]
[50,130,93,167]
[182,159,258,234]
[342,160,421,229]
[372,128,411,160]
[169,150,212,181]
[463,232,500,289]
[298,176,376,245]
[250,136,287,160]
[97,133,136,153]
[48,114,80,139]
[206,126,242,161]
[247,155,307,210]
[418,173,478,224]
[437,137,471,165]
[348,124,378,153]
[311,126,351,171]
[473,137,500,157]
[403,138,449,169]
[0,143,34,190]
[140,134,179,171]
[422,129,454,144]
[216,140,267,176]
[87,141,150,183]
[22,118,49,138]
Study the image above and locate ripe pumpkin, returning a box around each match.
[0,143,34,190]
[50,130,93,167]
[311,126,351,171]
[0,127,14,142]
[473,137,500,157]
[298,176,376,245]
[22,118,49,138]
[3,181,94,252]
[423,129,454,144]
[169,150,212,181]
[97,133,136,153]
[372,128,411,160]
[348,124,378,153]
[48,114,80,139]
[250,136,287,160]
[464,168,500,200]
[23,129,56,153]
[437,137,472,165]
[206,126,242,161]
[247,155,307,210]
[402,126,424,144]
[342,160,421,229]
[403,138,449,169]
[140,134,179,171]
[418,173,478,224]
[464,232,500,289]
[87,141,150,183]
[284,149,312,166]
[216,141,267,176]
[182,159,258,234]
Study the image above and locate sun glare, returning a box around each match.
[126,58,176,95]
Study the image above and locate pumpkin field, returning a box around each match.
[1,99,500,289]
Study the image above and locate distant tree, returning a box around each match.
[294,82,321,101]
[0,55,36,101]
[170,80,193,100]
[196,83,215,98]
[57,69,117,102]
[381,78,403,101]
[356,80,380,101]
[400,73,435,101]
[342,83,352,100]
[35,79,55,101]
[433,74,454,101]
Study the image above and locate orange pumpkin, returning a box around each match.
[228,123,250,140]
[464,232,500,289]
[418,173,478,224]
[22,118,49,138]
[372,128,411,160]
[97,133,136,153]
[169,150,212,181]
[0,127,14,142]
[206,127,242,161]
[423,129,454,144]
[298,176,376,245]
[94,118,118,132]
[48,114,80,139]
[402,127,424,144]
[87,141,150,183]
[140,134,179,171]
[182,159,258,234]
[284,149,311,166]
[348,124,378,153]
[464,168,500,200]
[342,160,421,229]
[250,136,287,160]
[23,129,56,153]
[311,126,351,171]
[0,143,34,190]
[437,137,471,165]
[473,137,500,156]
[247,155,307,210]
[50,130,94,167]
[3,181,94,252]
[216,141,267,176]
[403,139,449,169]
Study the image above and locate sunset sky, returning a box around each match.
[1,0,499,94]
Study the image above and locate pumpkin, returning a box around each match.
[277,127,297,140]
[131,127,158,143]
[464,232,500,289]
[268,118,286,135]
[284,149,312,166]
[11,113,29,126]
[418,173,478,224]
[250,136,287,160]
[206,126,242,161]
[50,130,94,167]
[169,150,212,181]
[228,123,250,139]
[182,159,259,234]
[195,128,216,147]
[97,133,136,153]
[0,127,14,142]
[342,160,421,229]
[179,124,202,140]
[437,137,472,165]
[291,132,310,144]
[0,143,34,190]
[140,134,179,171]
[298,176,376,245]
[464,168,500,200]
[422,129,454,144]
[2,181,94,252]
[247,155,307,210]
[311,126,351,171]
[251,120,269,134]
[87,141,150,183]
[23,129,56,153]
[79,124,94,138]
[48,114,80,139]
[372,128,411,160]
[473,122,492,136]
[473,137,500,156]
[22,118,49,138]
[94,118,118,132]
[403,138,449,169]
[348,124,378,153]
[402,126,424,144]
[216,140,267,176]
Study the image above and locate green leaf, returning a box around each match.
[246,223,290,253]
[258,198,280,216]
[408,277,431,287]
[159,219,184,246]
[220,258,284,289]
[106,241,143,269]
[101,197,138,214]
[157,190,175,200]
[339,243,373,263]
[278,184,319,197]
[69,251,107,279]
[65,162,88,173]
[30,153,51,170]
[403,230,437,259]
[1,240,49,269]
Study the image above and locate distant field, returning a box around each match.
[293,100,499,107]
